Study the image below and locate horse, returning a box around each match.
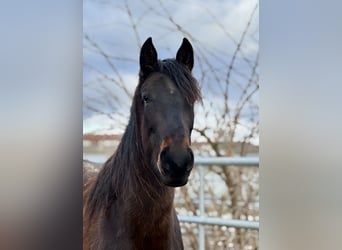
[83,37,202,250]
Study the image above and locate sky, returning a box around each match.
[83,0,259,145]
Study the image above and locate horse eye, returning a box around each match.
[142,95,151,104]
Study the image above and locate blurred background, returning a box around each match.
[83,0,259,249]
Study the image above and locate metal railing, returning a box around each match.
[178,156,259,250]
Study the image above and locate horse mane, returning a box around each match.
[84,105,145,221]
[84,58,201,221]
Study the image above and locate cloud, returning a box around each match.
[83,0,258,59]
[83,113,127,135]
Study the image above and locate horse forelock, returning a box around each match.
[138,59,202,105]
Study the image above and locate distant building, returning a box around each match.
[83,134,122,152]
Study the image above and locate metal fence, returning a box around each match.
[178,156,259,250]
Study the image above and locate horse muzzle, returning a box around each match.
[158,145,194,187]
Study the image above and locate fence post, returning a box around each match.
[199,165,205,250]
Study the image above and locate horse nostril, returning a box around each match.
[188,148,194,161]
[186,149,194,171]
[160,147,169,161]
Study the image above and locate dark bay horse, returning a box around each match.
[83,37,202,250]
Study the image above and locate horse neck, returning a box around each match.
[108,129,176,238]
[112,118,175,208]
[119,145,175,208]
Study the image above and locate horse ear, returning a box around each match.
[176,38,194,71]
[140,37,158,76]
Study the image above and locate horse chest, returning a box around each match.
[103,199,182,250]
